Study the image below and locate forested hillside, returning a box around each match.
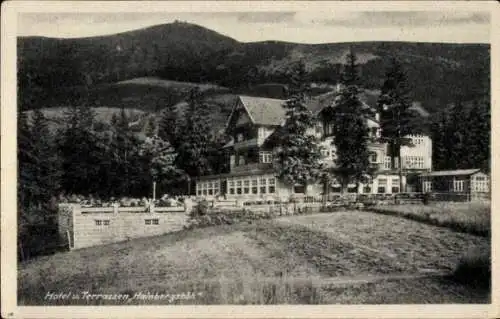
[18,21,489,116]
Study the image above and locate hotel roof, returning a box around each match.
[420,169,482,177]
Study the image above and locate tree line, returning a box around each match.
[17,88,227,260]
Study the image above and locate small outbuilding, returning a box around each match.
[420,169,490,201]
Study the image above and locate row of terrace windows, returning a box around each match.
[472,176,489,192]
[403,156,425,169]
[328,177,400,194]
[228,177,276,195]
[197,181,220,196]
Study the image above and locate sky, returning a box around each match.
[17,9,490,44]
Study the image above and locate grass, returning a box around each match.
[367,201,490,236]
[18,212,490,305]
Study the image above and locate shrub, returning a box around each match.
[189,199,210,218]
[452,249,490,290]
[184,208,273,230]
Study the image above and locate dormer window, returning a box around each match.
[237,133,244,142]
[323,121,334,136]
[259,151,272,163]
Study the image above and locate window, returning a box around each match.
[197,189,202,196]
[347,186,357,193]
[237,133,244,142]
[363,186,371,193]
[331,186,341,193]
[423,181,432,192]
[378,178,387,193]
[94,220,110,226]
[391,178,400,193]
[145,219,159,225]
[294,185,305,194]
[252,179,258,194]
[259,151,273,163]
[369,152,378,163]
[258,178,266,194]
[268,178,276,193]
[384,156,392,169]
[324,122,334,136]
[454,180,465,192]
[244,180,250,194]
[236,180,242,194]
[404,156,425,169]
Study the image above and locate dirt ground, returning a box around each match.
[18,211,490,305]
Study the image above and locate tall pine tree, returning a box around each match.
[58,104,104,196]
[174,88,213,192]
[377,57,419,191]
[29,109,61,204]
[273,60,324,190]
[158,102,180,148]
[327,50,372,193]
[18,109,62,260]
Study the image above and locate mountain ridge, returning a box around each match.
[18,21,490,115]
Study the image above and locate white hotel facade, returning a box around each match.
[196,90,432,201]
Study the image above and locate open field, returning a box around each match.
[368,201,490,236]
[18,211,490,305]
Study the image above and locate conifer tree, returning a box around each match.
[274,60,324,189]
[29,109,61,204]
[174,88,213,190]
[327,50,372,193]
[430,109,450,171]
[468,98,490,171]
[158,102,180,148]
[109,107,145,196]
[58,104,104,196]
[18,110,35,209]
[18,109,62,260]
[377,57,419,192]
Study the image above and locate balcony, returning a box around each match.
[231,162,273,174]
[232,138,260,151]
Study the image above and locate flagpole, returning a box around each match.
[153,181,156,201]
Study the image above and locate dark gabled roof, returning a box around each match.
[308,89,377,115]
[238,95,287,126]
[234,89,429,128]
[420,169,482,177]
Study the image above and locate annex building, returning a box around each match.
[196,89,432,201]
